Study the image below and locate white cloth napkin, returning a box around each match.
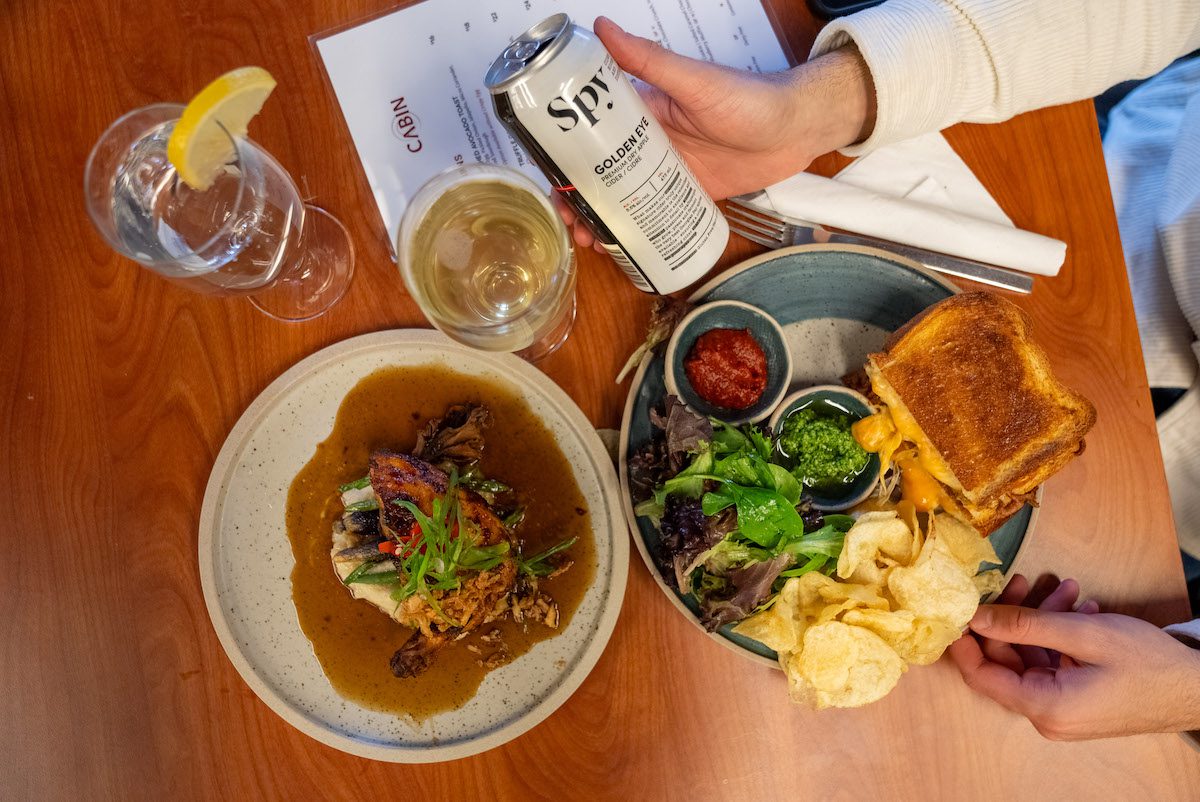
[760,133,1067,276]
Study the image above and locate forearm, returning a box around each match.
[812,0,1200,153]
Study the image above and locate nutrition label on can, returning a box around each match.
[621,151,718,271]
[599,243,653,292]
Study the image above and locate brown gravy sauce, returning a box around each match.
[285,365,596,721]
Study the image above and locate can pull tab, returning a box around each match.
[504,40,539,61]
[502,37,554,63]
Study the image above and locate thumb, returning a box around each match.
[593,16,721,103]
[970,605,1104,661]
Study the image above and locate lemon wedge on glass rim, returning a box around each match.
[167,66,277,191]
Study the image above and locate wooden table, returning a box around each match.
[3,0,1198,798]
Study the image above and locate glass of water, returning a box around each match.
[397,164,576,362]
[84,103,355,322]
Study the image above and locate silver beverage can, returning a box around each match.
[484,14,728,294]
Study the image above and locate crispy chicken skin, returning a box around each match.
[370,450,510,549]
[368,451,518,677]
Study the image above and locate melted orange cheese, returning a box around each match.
[852,412,904,476]
[895,457,941,512]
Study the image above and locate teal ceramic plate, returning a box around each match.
[617,244,1036,668]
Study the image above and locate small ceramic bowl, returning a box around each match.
[662,300,792,425]
[664,300,791,425]
[768,385,881,511]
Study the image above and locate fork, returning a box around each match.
[724,193,1034,294]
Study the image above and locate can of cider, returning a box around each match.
[484,14,729,294]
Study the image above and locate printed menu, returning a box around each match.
[314,0,790,249]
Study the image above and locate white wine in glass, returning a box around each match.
[398,164,576,361]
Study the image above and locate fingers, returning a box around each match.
[1038,578,1081,613]
[594,16,716,103]
[979,633,1024,673]
[969,605,1105,662]
[948,631,1061,718]
[550,193,575,227]
[1015,578,1082,669]
[947,634,1033,713]
[1077,599,1100,614]
[568,222,592,247]
[550,192,599,249]
[985,574,1036,670]
[995,573,1030,605]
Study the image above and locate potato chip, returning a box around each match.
[836,511,916,580]
[818,580,890,610]
[816,598,875,624]
[739,507,1002,711]
[732,601,803,654]
[785,571,839,612]
[973,568,1007,600]
[843,559,888,587]
[794,622,906,709]
[841,607,916,638]
[887,547,980,629]
[903,618,966,665]
[929,513,1000,570]
[894,500,924,562]
[839,608,963,666]
[783,652,819,707]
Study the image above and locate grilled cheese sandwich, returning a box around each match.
[852,292,1096,535]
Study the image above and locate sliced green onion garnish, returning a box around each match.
[338,476,371,492]
[343,499,380,512]
[518,537,576,576]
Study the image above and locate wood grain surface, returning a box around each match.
[2,0,1198,798]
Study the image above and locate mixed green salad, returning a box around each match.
[629,396,856,630]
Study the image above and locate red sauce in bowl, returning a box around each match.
[683,328,768,410]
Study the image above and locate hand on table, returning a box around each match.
[948,574,1200,740]
[556,16,876,252]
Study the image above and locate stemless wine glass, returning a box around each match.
[84,103,354,322]
[397,163,576,362]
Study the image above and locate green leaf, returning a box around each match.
[822,514,856,532]
[654,451,716,502]
[709,420,749,454]
[712,452,756,485]
[779,555,827,578]
[633,496,664,521]
[701,488,735,516]
[767,464,801,505]
[727,485,805,548]
[747,426,773,461]
[701,539,771,574]
[779,523,846,560]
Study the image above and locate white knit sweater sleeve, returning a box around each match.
[810,0,1200,154]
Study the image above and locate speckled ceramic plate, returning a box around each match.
[199,330,627,762]
[618,244,1036,668]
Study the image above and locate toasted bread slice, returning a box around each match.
[868,292,1096,533]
